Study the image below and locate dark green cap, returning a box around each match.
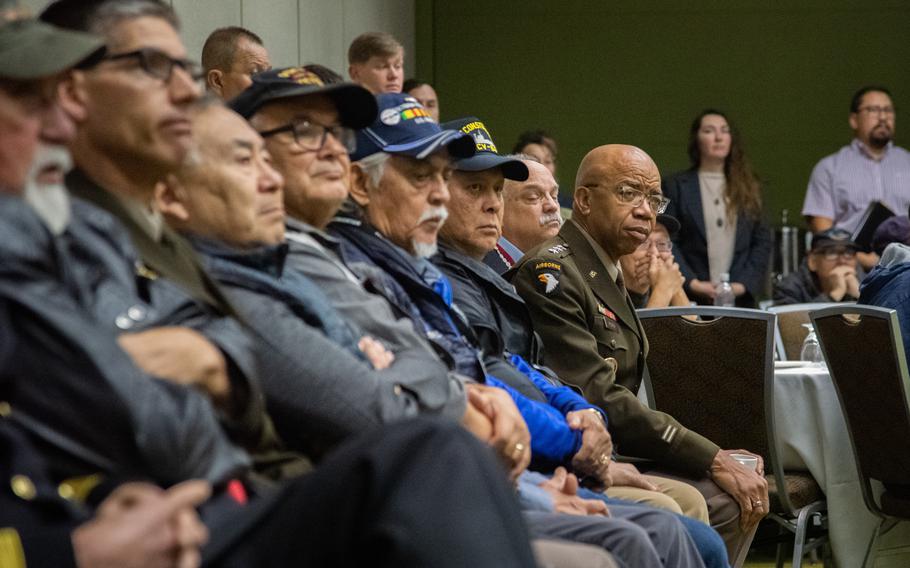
[0,17,104,80]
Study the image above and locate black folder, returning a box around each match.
[852,201,895,251]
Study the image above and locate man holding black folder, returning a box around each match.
[802,86,910,270]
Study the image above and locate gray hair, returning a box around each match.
[356,152,391,188]
[93,0,177,33]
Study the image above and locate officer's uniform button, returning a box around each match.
[393,384,403,396]
[0,402,10,418]
[610,339,617,348]
[115,314,134,330]
[127,305,147,321]
[11,475,36,500]
[58,483,75,500]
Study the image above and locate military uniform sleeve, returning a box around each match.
[512,254,719,475]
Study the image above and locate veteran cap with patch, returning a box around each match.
[0,16,104,80]
[351,93,476,162]
[229,66,378,128]
[441,117,529,181]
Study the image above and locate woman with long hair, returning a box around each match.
[662,109,772,307]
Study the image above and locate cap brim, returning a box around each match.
[455,154,529,181]
[378,128,476,160]
[0,20,104,80]
[813,240,860,251]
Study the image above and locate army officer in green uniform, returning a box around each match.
[510,144,768,567]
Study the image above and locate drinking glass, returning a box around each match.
[800,323,824,363]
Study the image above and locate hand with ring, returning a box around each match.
[566,408,613,489]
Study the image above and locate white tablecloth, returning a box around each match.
[774,363,910,567]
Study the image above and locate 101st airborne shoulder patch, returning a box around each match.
[535,261,562,294]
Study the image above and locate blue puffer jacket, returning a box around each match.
[329,213,587,464]
[859,243,910,357]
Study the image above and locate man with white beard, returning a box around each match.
[484,155,563,273]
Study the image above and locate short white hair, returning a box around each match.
[356,152,391,188]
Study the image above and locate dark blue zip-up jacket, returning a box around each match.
[328,213,585,465]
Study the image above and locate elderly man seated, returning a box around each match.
[509,144,769,566]
[485,155,563,273]
[773,228,861,305]
[618,214,691,309]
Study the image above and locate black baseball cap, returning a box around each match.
[229,66,377,128]
[441,117,529,181]
[656,214,681,236]
[351,93,475,162]
[811,227,859,251]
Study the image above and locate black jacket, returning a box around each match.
[663,169,772,307]
[772,260,858,305]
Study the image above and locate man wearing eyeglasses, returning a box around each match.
[618,214,691,309]
[511,144,769,567]
[803,86,910,270]
[773,228,861,305]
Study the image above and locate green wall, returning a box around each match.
[416,1,910,228]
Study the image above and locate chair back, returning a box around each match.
[638,306,795,509]
[768,302,843,360]
[811,305,910,518]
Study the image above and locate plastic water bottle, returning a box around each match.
[714,273,735,307]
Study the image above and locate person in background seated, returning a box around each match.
[485,155,562,273]
[513,129,558,176]
[347,31,404,94]
[202,26,270,100]
[619,214,691,309]
[802,86,910,270]
[663,109,772,308]
[403,78,439,122]
[772,228,861,305]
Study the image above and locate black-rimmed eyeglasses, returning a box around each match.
[258,119,356,154]
[100,48,203,84]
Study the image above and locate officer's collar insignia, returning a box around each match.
[548,244,568,254]
[537,272,560,294]
[589,270,598,278]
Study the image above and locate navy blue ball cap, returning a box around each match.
[351,93,475,162]
[441,117,529,181]
[229,66,377,128]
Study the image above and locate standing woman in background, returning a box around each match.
[662,109,772,307]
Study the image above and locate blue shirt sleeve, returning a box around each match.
[508,354,608,425]
[486,374,581,464]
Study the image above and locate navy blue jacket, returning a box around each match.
[663,169,772,307]
[329,212,586,465]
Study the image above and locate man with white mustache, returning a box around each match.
[485,155,563,273]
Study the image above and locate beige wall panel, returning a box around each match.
[297,1,345,74]
[341,0,414,80]
[241,0,299,68]
[172,0,241,62]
